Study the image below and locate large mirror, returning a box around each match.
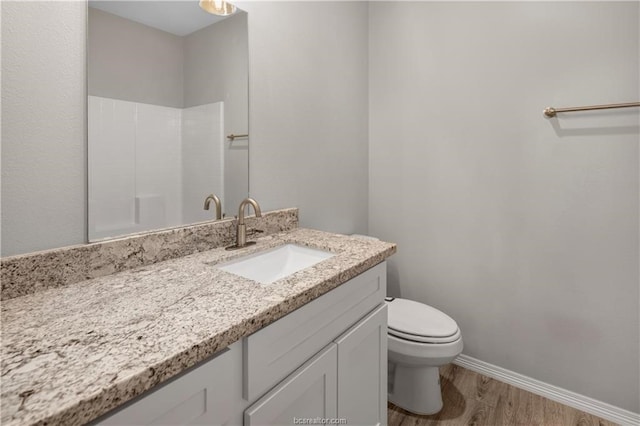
[88,1,248,241]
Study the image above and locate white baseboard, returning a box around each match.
[454,354,640,426]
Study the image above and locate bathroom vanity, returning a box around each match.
[100,263,387,426]
[0,210,396,426]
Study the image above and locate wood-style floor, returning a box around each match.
[388,364,616,426]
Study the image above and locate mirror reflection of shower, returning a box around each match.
[87,2,248,241]
[88,98,225,240]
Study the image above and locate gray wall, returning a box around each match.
[88,7,184,108]
[369,1,639,412]
[1,1,87,256]
[242,1,370,235]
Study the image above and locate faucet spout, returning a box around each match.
[237,198,262,224]
[234,198,262,248]
[204,194,222,220]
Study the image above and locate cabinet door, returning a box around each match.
[244,262,386,401]
[98,342,242,426]
[335,304,388,426]
[244,344,337,426]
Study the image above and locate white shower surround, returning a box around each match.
[88,96,224,241]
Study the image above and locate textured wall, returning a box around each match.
[1,1,87,256]
[369,1,639,412]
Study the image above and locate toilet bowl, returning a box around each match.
[349,235,463,414]
[386,297,463,415]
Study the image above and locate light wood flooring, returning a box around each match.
[388,364,616,426]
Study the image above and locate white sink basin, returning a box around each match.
[218,244,335,284]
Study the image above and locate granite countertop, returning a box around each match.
[1,228,396,426]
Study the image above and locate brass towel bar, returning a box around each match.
[227,133,249,141]
[543,102,640,118]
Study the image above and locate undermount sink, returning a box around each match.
[217,244,335,284]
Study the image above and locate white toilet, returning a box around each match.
[386,297,463,415]
[349,234,463,414]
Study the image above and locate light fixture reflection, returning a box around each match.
[199,0,236,16]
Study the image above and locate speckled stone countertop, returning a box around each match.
[1,208,298,301]
[1,228,396,426]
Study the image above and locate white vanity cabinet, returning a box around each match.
[98,261,387,426]
[245,304,387,426]
[98,342,243,426]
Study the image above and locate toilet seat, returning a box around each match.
[387,298,460,344]
[389,328,461,344]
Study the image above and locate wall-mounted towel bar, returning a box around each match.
[227,133,249,141]
[543,102,640,118]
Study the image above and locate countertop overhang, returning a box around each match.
[1,228,396,426]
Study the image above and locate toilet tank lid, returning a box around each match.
[387,298,459,338]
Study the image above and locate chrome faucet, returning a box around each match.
[204,194,222,220]
[231,198,262,249]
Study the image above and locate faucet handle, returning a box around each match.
[248,228,264,237]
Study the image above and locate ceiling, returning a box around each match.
[89,1,228,36]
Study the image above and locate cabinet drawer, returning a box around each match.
[98,342,241,426]
[244,262,386,400]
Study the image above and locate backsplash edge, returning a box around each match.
[0,208,298,300]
